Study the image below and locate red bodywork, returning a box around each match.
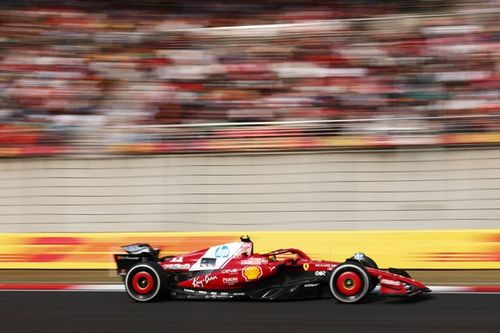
[156,241,427,297]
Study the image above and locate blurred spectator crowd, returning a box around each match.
[0,0,499,154]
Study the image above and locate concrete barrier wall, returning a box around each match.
[1,148,500,232]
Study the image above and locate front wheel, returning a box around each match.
[329,262,370,303]
[125,262,166,302]
[350,253,379,292]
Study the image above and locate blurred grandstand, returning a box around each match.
[0,0,499,156]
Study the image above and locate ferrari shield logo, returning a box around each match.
[303,263,309,271]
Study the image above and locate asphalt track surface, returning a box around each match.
[1,292,498,333]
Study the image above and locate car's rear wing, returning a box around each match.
[114,243,160,276]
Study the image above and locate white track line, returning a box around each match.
[69,284,125,291]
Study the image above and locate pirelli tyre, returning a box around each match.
[349,253,379,293]
[125,262,166,302]
[329,262,370,304]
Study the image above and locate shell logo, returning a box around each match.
[242,265,263,281]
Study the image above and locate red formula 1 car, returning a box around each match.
[114,236,430,303]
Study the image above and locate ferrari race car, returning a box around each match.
[114,236,430,303]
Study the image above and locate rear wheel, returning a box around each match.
[329,262,370,303]
[125,262,166,302]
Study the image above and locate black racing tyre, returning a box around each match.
[125,261,166,302]
[349,254,379,293]
[329,262,370,304]
[349,253,378,269]
[363,256,380,293]
[359,256,378,269]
